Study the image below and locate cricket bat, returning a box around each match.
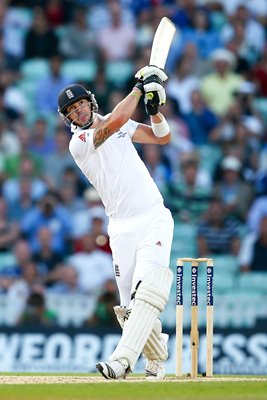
[149,17,176,69]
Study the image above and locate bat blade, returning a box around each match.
[149,17,176,69]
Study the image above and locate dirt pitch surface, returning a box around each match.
[1,376,267,385]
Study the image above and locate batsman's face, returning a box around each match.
[66,99,91,127]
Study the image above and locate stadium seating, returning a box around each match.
[61,59,97,82]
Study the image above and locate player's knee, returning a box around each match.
[135,267,173,312]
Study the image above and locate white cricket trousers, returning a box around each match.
[108,203,174,307]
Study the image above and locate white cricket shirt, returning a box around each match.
[69,118,163,219]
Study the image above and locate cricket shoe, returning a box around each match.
[144,333,169,380]
[96,358,130,380]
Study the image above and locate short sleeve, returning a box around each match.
[69,129,95,165]
[121,119,139,139]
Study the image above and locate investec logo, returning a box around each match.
[207,267,213,306]
[191,267,198,306]
[176,266,183,305]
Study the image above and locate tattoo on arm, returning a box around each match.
[93,125,113,149]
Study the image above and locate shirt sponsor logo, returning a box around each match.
[79,133,86,142]
[117,131,126,139]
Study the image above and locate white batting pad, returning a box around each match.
[114,307,168,361]
[143,320,168,361]
[136,267,173,312]
[109,267,173,369]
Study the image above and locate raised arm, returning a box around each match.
[132,113,171,145]
[93,87,142,149]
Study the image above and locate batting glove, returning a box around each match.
[144,75,166,106]
[135,65,168,82]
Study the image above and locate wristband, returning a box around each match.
[151,116,169,137]
[131,90,141,98]
[133,81,144,95]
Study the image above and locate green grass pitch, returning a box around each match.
[0,374,267,400]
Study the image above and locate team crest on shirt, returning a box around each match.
[117,131,126,139]
[79,133,86,142]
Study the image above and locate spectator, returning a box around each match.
[4,123,43,178]
[35,55,73,114]
[0,69,29,119]
[2,3,33,67]
[90,206,111,254]
[0,113,20,157]
[0,32,10,71]
[171,0,199,29]
[5,260,43,326]
[43,125,77,189]
[179,8,221,60]
[239,215,267,272]
[32,226,64,283]
[259,148,267,174]
[201,48,243,116]
[8,177,36,221]
[231,122,262,184]
[59,6,96,60]
[89,67,115,115]
[252,44,267,97]
[197,198,241,257]
[12,239,33,273]
[135,8,154,50]
[58,182,86,215]
[182,41,211,77]
[87,280,118,327]
[48,263,84,294]
[0,196,19,253]
[221,4,265,57]
[141,143,171,192]
[67,233,113,295]
[183,89,219,145]
[88,0,135,32]
[209,102,245,146]
[60,165,87,197]
[213,155,254,222]
[225,20,252,77]
[45,0,65,28]
[23,7,59,59]
[18,291,57,326]
[160,98,193,172]
[20,191,72,255]
[163,151,212,222]
[0,239,31,289]
[29,117,56,157]
[71,186,105,240]
[2,155,47,203]
[234,81,263,127]
[97,1,136,62]
[166,55,200,114]
[247,194,267,234]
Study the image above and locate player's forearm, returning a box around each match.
[93,88,142,149]
[111,88,142,126]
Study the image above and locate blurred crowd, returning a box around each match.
[0,0,267,327]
